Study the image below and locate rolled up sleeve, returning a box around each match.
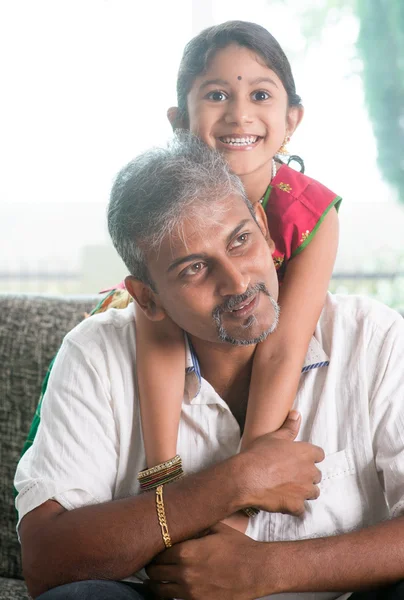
[14,333,118,527]
[369,314,404,517]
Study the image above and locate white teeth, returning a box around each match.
[221,135,258,146]
[232,301,249,311]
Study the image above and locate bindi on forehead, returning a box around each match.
[237,75,242,80]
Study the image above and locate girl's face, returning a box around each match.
[184,44,302,180]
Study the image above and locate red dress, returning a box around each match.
[100,164,342,302]
[262,164,342,283]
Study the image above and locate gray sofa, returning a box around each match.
[0,294,99,599]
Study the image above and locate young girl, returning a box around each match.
[131,20,341,512]
[21,22,341,521]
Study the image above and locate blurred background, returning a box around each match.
[1,0,403,309]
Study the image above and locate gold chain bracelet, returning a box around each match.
[156,485,172,548]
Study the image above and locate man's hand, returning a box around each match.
[238,411,324,516]
[146,523,266,600]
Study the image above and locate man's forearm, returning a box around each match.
[21,413,324,597]
[259,517,404,596]
[21,456,242,598]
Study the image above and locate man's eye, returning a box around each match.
[231,233,250,249]
[252,90,270,101]
[206,90,228,102]
[182,262,206,277]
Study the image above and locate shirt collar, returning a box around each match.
[184,335,329,403]
[301,336,330,373]
[184,335,202,401]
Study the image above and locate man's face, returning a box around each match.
[146,195,279,346]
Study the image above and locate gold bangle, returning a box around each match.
[155,485,172,548]
[138,455,182,480]
[243,506,260,518]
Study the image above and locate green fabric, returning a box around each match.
[15,182,341,498]
[16,184,340,469]
[19,357,56,459]
[291,195,342,258]
[261,184,272,211]
[15,291,118,500]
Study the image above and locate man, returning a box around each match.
[15,135,404,600]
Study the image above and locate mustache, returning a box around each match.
[212,282,271,319]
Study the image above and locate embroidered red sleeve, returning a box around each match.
[290,180,342,258]
[266,166,341,268]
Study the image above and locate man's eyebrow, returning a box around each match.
[167,219,252,274]
[199,78,230,92]
[248,76,279,88]
[167,253,208,273]
[226,219,251,245]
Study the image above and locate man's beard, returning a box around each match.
[212,282,280,346]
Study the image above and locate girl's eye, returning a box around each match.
[252,90,270,101]
[181,262,207,277]
[230,232,250,249]
[206,90,228,102]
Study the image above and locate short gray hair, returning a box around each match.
[108,133,251,288]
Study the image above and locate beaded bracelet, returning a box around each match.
[139,455,259,519]
[243,506,260,518]
[138,454,184,492]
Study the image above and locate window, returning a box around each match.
[2,0,403,309]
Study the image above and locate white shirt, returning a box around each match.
[15,293,404,600]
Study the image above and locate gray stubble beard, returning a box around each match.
[212,282,280,346]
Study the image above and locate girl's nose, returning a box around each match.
[224,98,253,126]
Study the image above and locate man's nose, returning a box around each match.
[224,97,253,126]
[216,258,250,297]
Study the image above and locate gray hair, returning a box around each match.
[108,134,252,289]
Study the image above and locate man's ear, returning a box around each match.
[286,104,304,137]
[125,276,166,322]
[167,106,187,131]
[254,203,275,253]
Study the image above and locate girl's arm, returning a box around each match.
[242,207,339,448]
[135,305,186,467]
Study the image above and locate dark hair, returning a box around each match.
[176,20,302,126]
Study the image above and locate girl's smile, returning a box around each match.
[185,44,301,201]
[216,134,262,151]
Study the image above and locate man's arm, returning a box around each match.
[261,308,404,596]
[20,455,241,598]
[20,413,324,598]
[147,311,404,599]
[268,516,404,594]
[147,517,404,599]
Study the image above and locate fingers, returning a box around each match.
[285,500,306,517]
[146,565,189,600]
[302,466,322,501]
[151,546,180,565]
[313,466,322,485]
[147,580,183,599]
[146,564,176,581]
[307,484,321,501]
[313,445,325,463]
[274,410,301,440]
[298,442,325,464]
[285,484,321,516]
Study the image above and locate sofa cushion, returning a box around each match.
[0,294,98,581]
[0,578,30,600]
